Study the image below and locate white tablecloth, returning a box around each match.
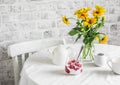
[19,44,120,85]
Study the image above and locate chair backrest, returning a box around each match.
[7,38,64,85]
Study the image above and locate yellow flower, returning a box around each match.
[77,13,88,19]
[95,5,106,11]
[83,17,97,27]
[74,7,91,19]
[93,5,106,17]
[62,16,70,25]
[99,35,108,44]
[86,7,91,12]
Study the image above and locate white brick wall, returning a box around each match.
[0,0,120,84]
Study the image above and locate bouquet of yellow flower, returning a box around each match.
[62,5,108,60]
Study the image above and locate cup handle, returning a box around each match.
[107,60,112,70]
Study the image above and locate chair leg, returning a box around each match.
[13,57,20,85]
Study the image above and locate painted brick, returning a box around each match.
[1,13,18,23]
[37,20,56,29]
[43,30,53,38]
[37,2,57,10]
[0,0,16,4]
[18,12,37,21]
[110,24,118,32]
[0,5,9,13]
[41,11,57,19]
[21,4,37,12]
[27,30,43,39]
[118,16,120,22]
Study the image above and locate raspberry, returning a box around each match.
[74,67,80,71]
[68,61,72,65]
[69,65,74,69]
[73,65,76,70]
[71,59,76,63]
[75,62,82,67]
[65,59,83,74]
[65,66,70,74]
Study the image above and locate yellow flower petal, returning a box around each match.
[62,16,70,25]
[99,35,108,44]
[83,17,97,27]
[74,7,91,19]
[85,7,91,12]
[77,13,88,19]
[93,5,106,17]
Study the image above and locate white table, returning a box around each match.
[20,44,120,85]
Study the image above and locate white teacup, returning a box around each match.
[94,53,107,67]
[107,57,120,74]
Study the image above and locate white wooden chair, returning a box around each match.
[7,38,64,85]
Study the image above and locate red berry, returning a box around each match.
[73,65,76,70]
[65,66,70,74]
[69,65,74,69]
[74,67,79,71]
[68,61,71,65]
[71,59,76,63]
[70,63,75,66]
[75,63,82,67]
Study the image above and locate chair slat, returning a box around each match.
[25,53,29,61]
[21,54,25,65]
[17,55,23,73]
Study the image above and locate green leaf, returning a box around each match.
[75,34,82,42]
[68,29,78,36]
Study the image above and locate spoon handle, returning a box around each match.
[77,45,84,61]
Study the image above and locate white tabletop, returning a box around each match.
[19,44,120,85]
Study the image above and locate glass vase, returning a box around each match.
[80,43,95,62]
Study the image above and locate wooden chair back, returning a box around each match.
[7,38,64,85]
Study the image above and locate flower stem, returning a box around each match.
[81,44,94,61]
[68,17,78,21]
